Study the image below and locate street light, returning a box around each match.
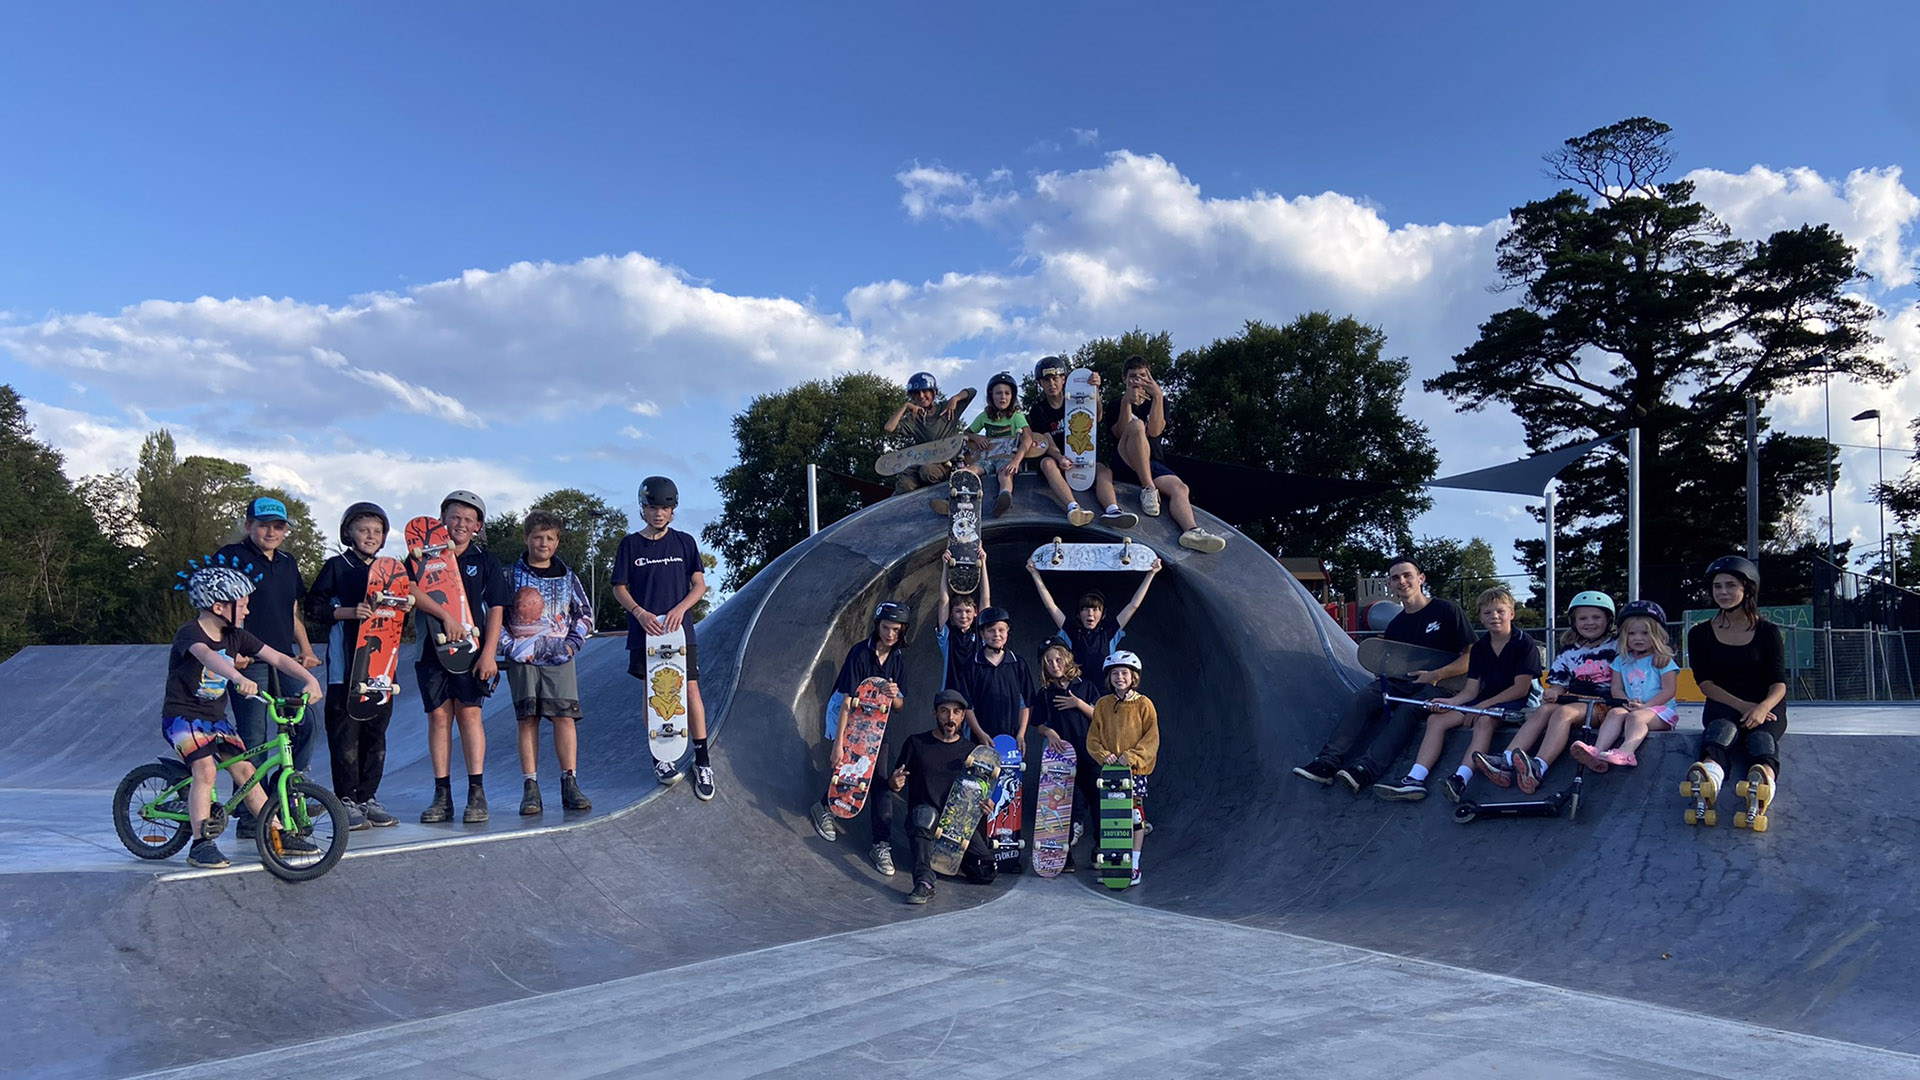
[1852,408,1888,587]
[584,508,607,632]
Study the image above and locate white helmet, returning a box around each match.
[1103,650,1142,676]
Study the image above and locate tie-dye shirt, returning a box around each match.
[1548,637,1619,699]
[497,556,592,667]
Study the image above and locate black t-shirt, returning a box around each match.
[612,528,704,650]
[1465,629,1543,707]
[1059,619,1123,678]
[1028,397,1068,454]
[1110,392,1165,460]
[1383,599,1475,657]
[893,731,980,810]
[953,648,1031,738]
[164,622,265,723]
[1687,620,1789,724]
[409,544,511,664]
[833,639,907,698]
[214,539,306,655]
[1029,676,1100,749]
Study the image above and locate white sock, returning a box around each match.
[1456,765,1473,782]
[524,772,537,782]
[1067,501,1080,512]
[1408,764,1429,782]
[1106,504,1120,514]
[1702,761,1725,786]
[1131,851,1140,870]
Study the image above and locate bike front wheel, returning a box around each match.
[255,777,349,881]
[112,763,192,860]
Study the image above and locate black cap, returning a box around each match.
[933,688,970,710]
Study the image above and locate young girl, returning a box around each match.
[1571,600,1677,770]
[966,371,1030,518]
[1475,590,1617,795]
[1030,640,1101,867]
[1086,650,1158,888]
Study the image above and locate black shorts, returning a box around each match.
[1111,457,1175,487]
[628,644,699,683]
[416,660,486,712]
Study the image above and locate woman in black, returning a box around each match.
[1683,556,1787,824]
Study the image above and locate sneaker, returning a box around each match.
[1293,759,1339,785]
[463,787,489,824]
[1178,527,1227,553]
[1472,751,1513,789]
[187,839,230,869]
[520,779,544,816]
[1100,507,1139,529]
[1070,821,1084,845]
[235,816,257,841]
[871,843,896,876]
[270,824,320,855]
[692,765,716,801]
[1442,773,1468,804]
[654,758,683,785]
[344,799,370,831]
[1515,754,1543,795]
[1569,741,1608,773]
[561,774,592,811]
[930,497,950,516]
[1602,748,1637,768]
[1139,487,1161,517]
[1373,775,1428,801]
[809,802,838,842]
[1129,868,1142,887]
[906,881,935,905]
[992,489,1011,518]
[1336,763,1374,794]
[360,798,398,827]
[420,786,455,823]
[1067,506,1095,527]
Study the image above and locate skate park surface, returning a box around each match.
[4,485,1918,1079]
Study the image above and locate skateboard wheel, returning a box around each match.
[435,633,449,646]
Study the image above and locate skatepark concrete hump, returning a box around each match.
[4,484,1919,1078]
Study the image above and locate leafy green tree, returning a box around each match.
[705,372,903,590]
[1161,315,1437,575]
[1407,535,1507,611]
[1425,118,1890,615]
[492,488,631,631]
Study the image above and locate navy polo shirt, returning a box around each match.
[833,639,907,697]
[214,538,306,655]
[954,647,1031,739]
[1057,617,1125,677]
[1029,675,1100,749]
[411,543,512,661]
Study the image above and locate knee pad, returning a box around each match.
[1743,731,1779,762]
[1703,718,1740,750]
[910,804,937,839]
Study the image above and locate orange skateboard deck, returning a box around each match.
[827,678,892,819]
[404,516,479,675]
[347,556,413,721]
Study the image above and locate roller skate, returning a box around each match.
[1733,763,1776,832]
[1679,761,1719,826]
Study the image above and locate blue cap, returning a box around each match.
[247,496,289,522]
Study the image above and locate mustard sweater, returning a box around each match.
[1087,692,1159,774]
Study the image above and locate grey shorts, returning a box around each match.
[504,660,582,720]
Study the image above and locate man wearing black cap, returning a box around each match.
[889,688,997,904]
[950,606,1031,747]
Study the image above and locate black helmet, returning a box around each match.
[1036,636,1073,662]
[1033,355,1069,381]
[873,600,912,630]
[1704,555,1759,590]
[987,371,1019,397]
[639,476,679,509]
[977,605,1011,628]
[1618,599,1668,624]
[338,501,389,545]
[907,372,939,394]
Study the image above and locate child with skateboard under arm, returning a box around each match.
[1025,355,1136,529]
[1571,600,1679,771]
[613,476,717,800]
[884,372,977,508]
[1030,640,1101,868]
[809,600,910,875]
[1028,554,1162,676]
[409,490,509,824]
[1475,590,1618,795]
[1087,650,1158,888]
[966,371,1030,518]
[499,510,596,816]
[165,562,324,869]
[937,541,989,689]
[1375,586,1541,803]
[305,502,401,829]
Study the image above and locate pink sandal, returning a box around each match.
[1569,741,1607,772]
[1601,748,1636,768]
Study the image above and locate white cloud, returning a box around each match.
[628,400,661,417]
[1072,127,1100,147]
[618,425,646,440]
[1688,165,1920,290]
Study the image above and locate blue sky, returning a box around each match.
[3,2,1916,587]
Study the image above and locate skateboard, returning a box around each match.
[929,745,1001,876]
[403,516,480,675]
[645,627,690,774]
[1355,636,1467,693]
[1032,741,1076,877]
[875,434,968,477]
[827,677,892,819]
[987,733,1025,869]
[947,469,983,595]
[1680,762,1719,827]
[1032,537,1157,571]
[1063,368,1098,492]
[1095,763,1135,889]
[1733,763,1776,831]
[346,557,414,721]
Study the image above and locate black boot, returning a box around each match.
[464,784,489,824]
[560,773,592,812]
[519,778,543,816]
[420,785,454,823]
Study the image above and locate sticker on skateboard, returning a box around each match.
[403,516,480,675]
[645,626,690,773]
[929,745,1000,877]
[1032,741,1076,877]
[876,434,968,478]
[347,556,413,721]
[1095,762,1135,889]
[947,469,983,595]
[1032,537,1157,572]
[827,677,892,820]
[1356,636,1468,693]
[1063,368,1098,492]
[988,733,1025,868]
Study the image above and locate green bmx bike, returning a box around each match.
[111,694,350,881]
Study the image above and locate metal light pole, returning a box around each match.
[1627,428,1641,600]
[1544,483,1558,644]
[1852,408,1887,585]
[1745,397,1759,561]
[807,464,820,535]
[585,508,605,631]
[1824,370,1836,569]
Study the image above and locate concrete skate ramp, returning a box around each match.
[4,483,1919,1078]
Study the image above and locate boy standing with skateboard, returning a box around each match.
[305,502,403,828]
[613,476,717,800]
[1028,555,1162,676]
[1109,355,1227,553]
[499,510,596,816]
[883,372,977,506]
[409,490,510,824]
[809,600,910,872]
[889,689,998,904]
